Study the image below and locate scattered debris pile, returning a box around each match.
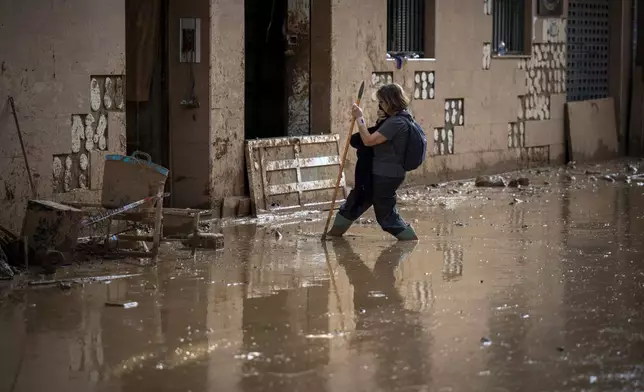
[395,159,644,210]
[474,175,531,188]
[0,225,22,279]
[0,152,225,281]
[475,175,508,188]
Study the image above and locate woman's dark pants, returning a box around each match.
[338,175,408,236]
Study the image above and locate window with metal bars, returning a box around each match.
[492,0,530,55]
[387,0,426,57]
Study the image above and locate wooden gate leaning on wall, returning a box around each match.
[245,135,348,216]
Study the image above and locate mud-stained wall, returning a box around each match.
[167,0,211,209]
[0,0,126,233]
[329,0,570,186]
[208,0,245,207]
[164,0,246,210]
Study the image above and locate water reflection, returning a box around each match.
[330,239,432,391]
[2,181,644,391]
[240,275,331,391]
[441,248,464,282]
[558,185,644,390]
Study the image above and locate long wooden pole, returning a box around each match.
[8,97,37,199]
[322,81,365,240]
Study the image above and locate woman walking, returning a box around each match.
[327,83,418,241]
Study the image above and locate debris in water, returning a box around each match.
[556,346,565,352]
[368,291,386,298]
[508,177,530,187]
[182,232,224,250]
[627,164,638,174]
[510,198,524,205]
[29,273,141,287]
[589,375,598,384]
[59,282,73,290]
[480,337,492,347]
[495,304,518,311]
[475,175,507,188]
[478,370,491,376]
[273,230,283,240]
[305,332,346,339]
[105,301,139,309]
[603,175,616,182]
[234,352,261,360]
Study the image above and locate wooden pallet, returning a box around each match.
[246,135,348,216]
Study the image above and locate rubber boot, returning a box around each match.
[395,225,418,241]
[326,214,353,237]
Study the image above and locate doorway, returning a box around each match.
[125,0,170,168]
[244,0,289,140]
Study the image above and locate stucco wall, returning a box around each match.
[0,0,126,233]
[330,0,569,186]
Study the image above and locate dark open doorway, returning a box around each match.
[244,0,288,140]
[125,0,170,169]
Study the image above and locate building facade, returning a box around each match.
[0,0,634,231]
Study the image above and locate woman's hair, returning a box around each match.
[376,83,410,113]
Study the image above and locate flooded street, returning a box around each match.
[2,166,644,392]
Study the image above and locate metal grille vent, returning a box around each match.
[566,0,610,102]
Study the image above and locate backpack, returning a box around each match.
[398,113,427,172]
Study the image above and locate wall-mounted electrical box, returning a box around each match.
[179,17,201,63]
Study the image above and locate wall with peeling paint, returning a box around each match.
[0,0,125,233]
[328,0,572,186]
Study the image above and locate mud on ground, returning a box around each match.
[1,158,644,392]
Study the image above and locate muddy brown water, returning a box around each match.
[1,180,644,391]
